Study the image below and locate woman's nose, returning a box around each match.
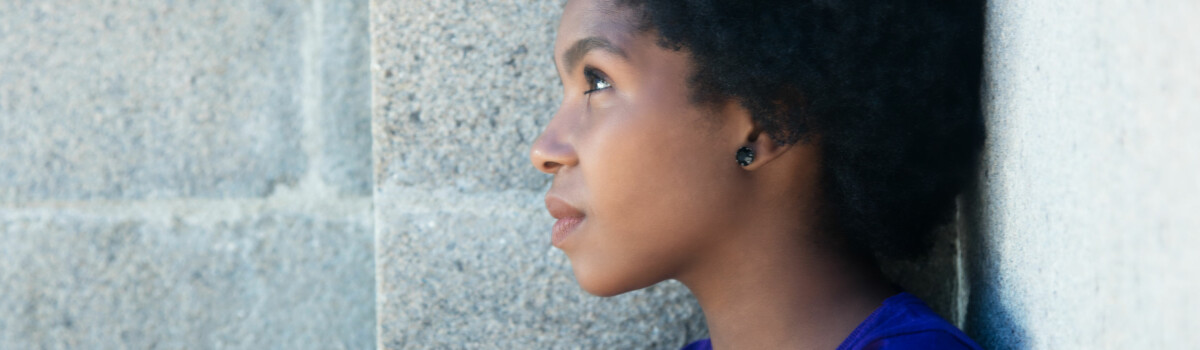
[529,113,579,174]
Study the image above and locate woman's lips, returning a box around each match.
[544,195,585,248]
[552,216,584,247]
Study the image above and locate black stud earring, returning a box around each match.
[736,146,755,167]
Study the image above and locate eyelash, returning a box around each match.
[582,67,612,95]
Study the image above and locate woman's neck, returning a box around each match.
[676,222,896,350]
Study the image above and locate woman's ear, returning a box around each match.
[739,127,792,171]
[722,100,793,171]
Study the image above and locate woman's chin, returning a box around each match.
[576,277,634,297]
[571,263,658,297]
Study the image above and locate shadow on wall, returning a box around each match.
[963,162,1029,349]
[961,2,1030,347]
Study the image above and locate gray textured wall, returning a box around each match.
[8,0,1194,348]
[966,1,1200,348]
[0,1,375,348]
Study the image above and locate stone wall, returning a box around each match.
[5,0,1197,349]
[965,0,1200,348]
[0,1,375,348]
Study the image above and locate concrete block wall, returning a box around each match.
[6,0,1195,348]
[966,1,1200,348]
[0,1,375,348]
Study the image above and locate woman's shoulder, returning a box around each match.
[836,292,982,350]
[680,338,712,350]
[678,293,982,350]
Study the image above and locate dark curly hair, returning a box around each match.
[618,0,986,260]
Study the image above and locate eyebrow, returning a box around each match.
[559,36,628,74]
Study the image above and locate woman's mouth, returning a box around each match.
[551,216,584,247]
[545,195,585,248]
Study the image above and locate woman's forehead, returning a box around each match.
[555,3,654,79]
[556,0,641,53]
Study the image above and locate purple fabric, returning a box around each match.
[680,292,982,350]
[680,338,714,350]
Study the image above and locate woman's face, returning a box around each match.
[530,0,753,296]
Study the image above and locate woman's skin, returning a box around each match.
[530,0,897,348]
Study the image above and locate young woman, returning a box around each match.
[530,0,985,348]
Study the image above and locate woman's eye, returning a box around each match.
[583,68,612,95]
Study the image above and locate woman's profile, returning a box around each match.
[529,0,984,348]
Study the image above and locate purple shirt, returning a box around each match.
[680,292,982,350]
